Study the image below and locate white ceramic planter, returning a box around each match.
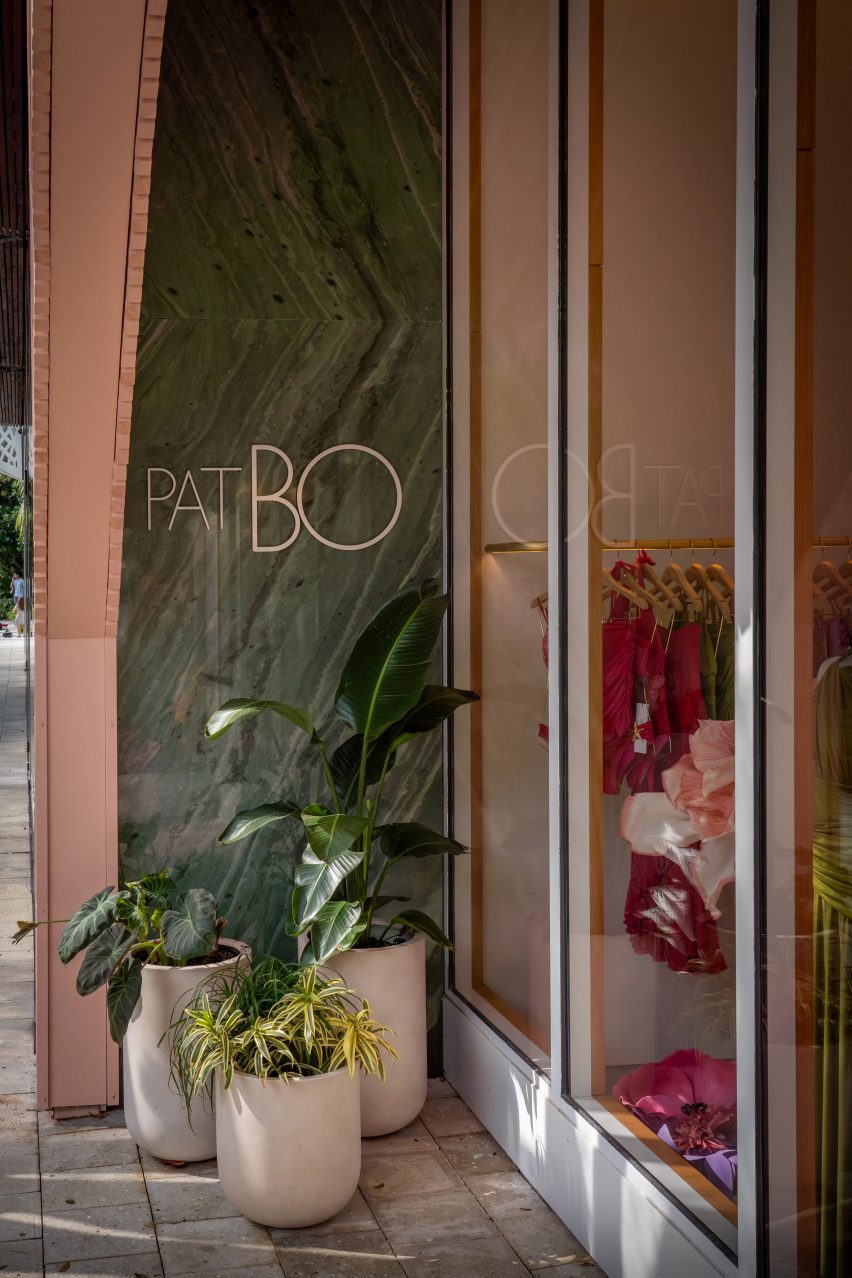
[215,1067,361,1227]
[330,931,427,1137]
[123,939,247,1161]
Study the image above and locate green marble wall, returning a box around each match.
[118,0,444,1051]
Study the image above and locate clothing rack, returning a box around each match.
[486,536,852,553]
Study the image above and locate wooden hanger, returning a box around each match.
[661,546,703,612]
[813,554,852,604]
[530,592,549,611]
[633,549,683,612]
[706,542,735,613]
[685,546,731,621]
[601,566,648,610]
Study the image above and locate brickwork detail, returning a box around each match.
[106,0,169,637]
[29,0,52,636]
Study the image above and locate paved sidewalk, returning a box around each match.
[0,636,604,1277]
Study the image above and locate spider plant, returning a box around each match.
[12,870,227,1043]
[170,957,396,1114]
[206,579,477,965]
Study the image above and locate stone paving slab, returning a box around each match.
[43,1254,165,1277]
[155,1214,279,1276]
[42,1202,157,1265]
[40,1163,148,1213]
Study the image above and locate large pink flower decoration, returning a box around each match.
[613,1049,737,1197]
[613,1047,736,1115]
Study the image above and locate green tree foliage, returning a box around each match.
[0,477,24,617]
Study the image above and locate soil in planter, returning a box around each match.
[155,944,242,968]
[358,932,412,949]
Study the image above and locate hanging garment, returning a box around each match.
[535,596,549,747]
[603,559,674,795]
[602,562,639,793]
[714,621,736,721]
[813,656,852,1278]
[665,621,708,765]
[813,614,851,680]
[620,605,672,794]
[700,617,718,720]
[623,852,727,975]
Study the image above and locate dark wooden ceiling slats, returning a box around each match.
[0,0,28,431]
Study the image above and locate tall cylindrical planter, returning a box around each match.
[215,1067,361,1228]
[123,940,247,1162]
[331,932,426,1137]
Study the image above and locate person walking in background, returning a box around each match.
[10,569,23,607]
[15,595,26,636]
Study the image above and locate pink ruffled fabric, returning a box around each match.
[663,719,735,840]
[619,720,736,917]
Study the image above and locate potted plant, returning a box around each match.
[14,870,247,1161]
[171,957,394,1227]
[206,578,476,1135]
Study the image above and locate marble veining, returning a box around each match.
[118,0,444,1056]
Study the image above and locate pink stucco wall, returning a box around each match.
[31,0,166,1110]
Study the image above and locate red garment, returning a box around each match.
[623,852,727,974]
[664,622,707,765]
[536,599,549,748]
[812,613,850,676]
[602,558,672,794]
[601,560,638,790]
[620,606,671,793]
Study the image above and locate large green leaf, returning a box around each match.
[391,909,453,949]
[161,888,217,960]
[334,581,448,741]
[58,888,119,965]
[219,800,301,845]
[286,888,311,938]
[302,812,367,861]
[379,823,467,862]
[307,900,365,965]
[106,958,143,1044]
[329,734,393,803]
[295,848,365,927]
[76,925,135,996]
[386,684,479,749]
[133,871,177,909]
[329,687,477,806]
[205,698,315,741]
[294,813,368,925]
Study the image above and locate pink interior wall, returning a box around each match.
[33,0,149,1109]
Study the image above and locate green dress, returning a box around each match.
[699,616,735,721]
[813,657,852,1277]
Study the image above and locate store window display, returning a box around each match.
[569,0,741,1233]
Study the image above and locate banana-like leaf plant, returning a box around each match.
[208,579,477,965]
[12,870,227,1043]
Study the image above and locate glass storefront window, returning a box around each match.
[564,0,741,1247]
[765,3,852,1275]
[450,0,552,1064]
